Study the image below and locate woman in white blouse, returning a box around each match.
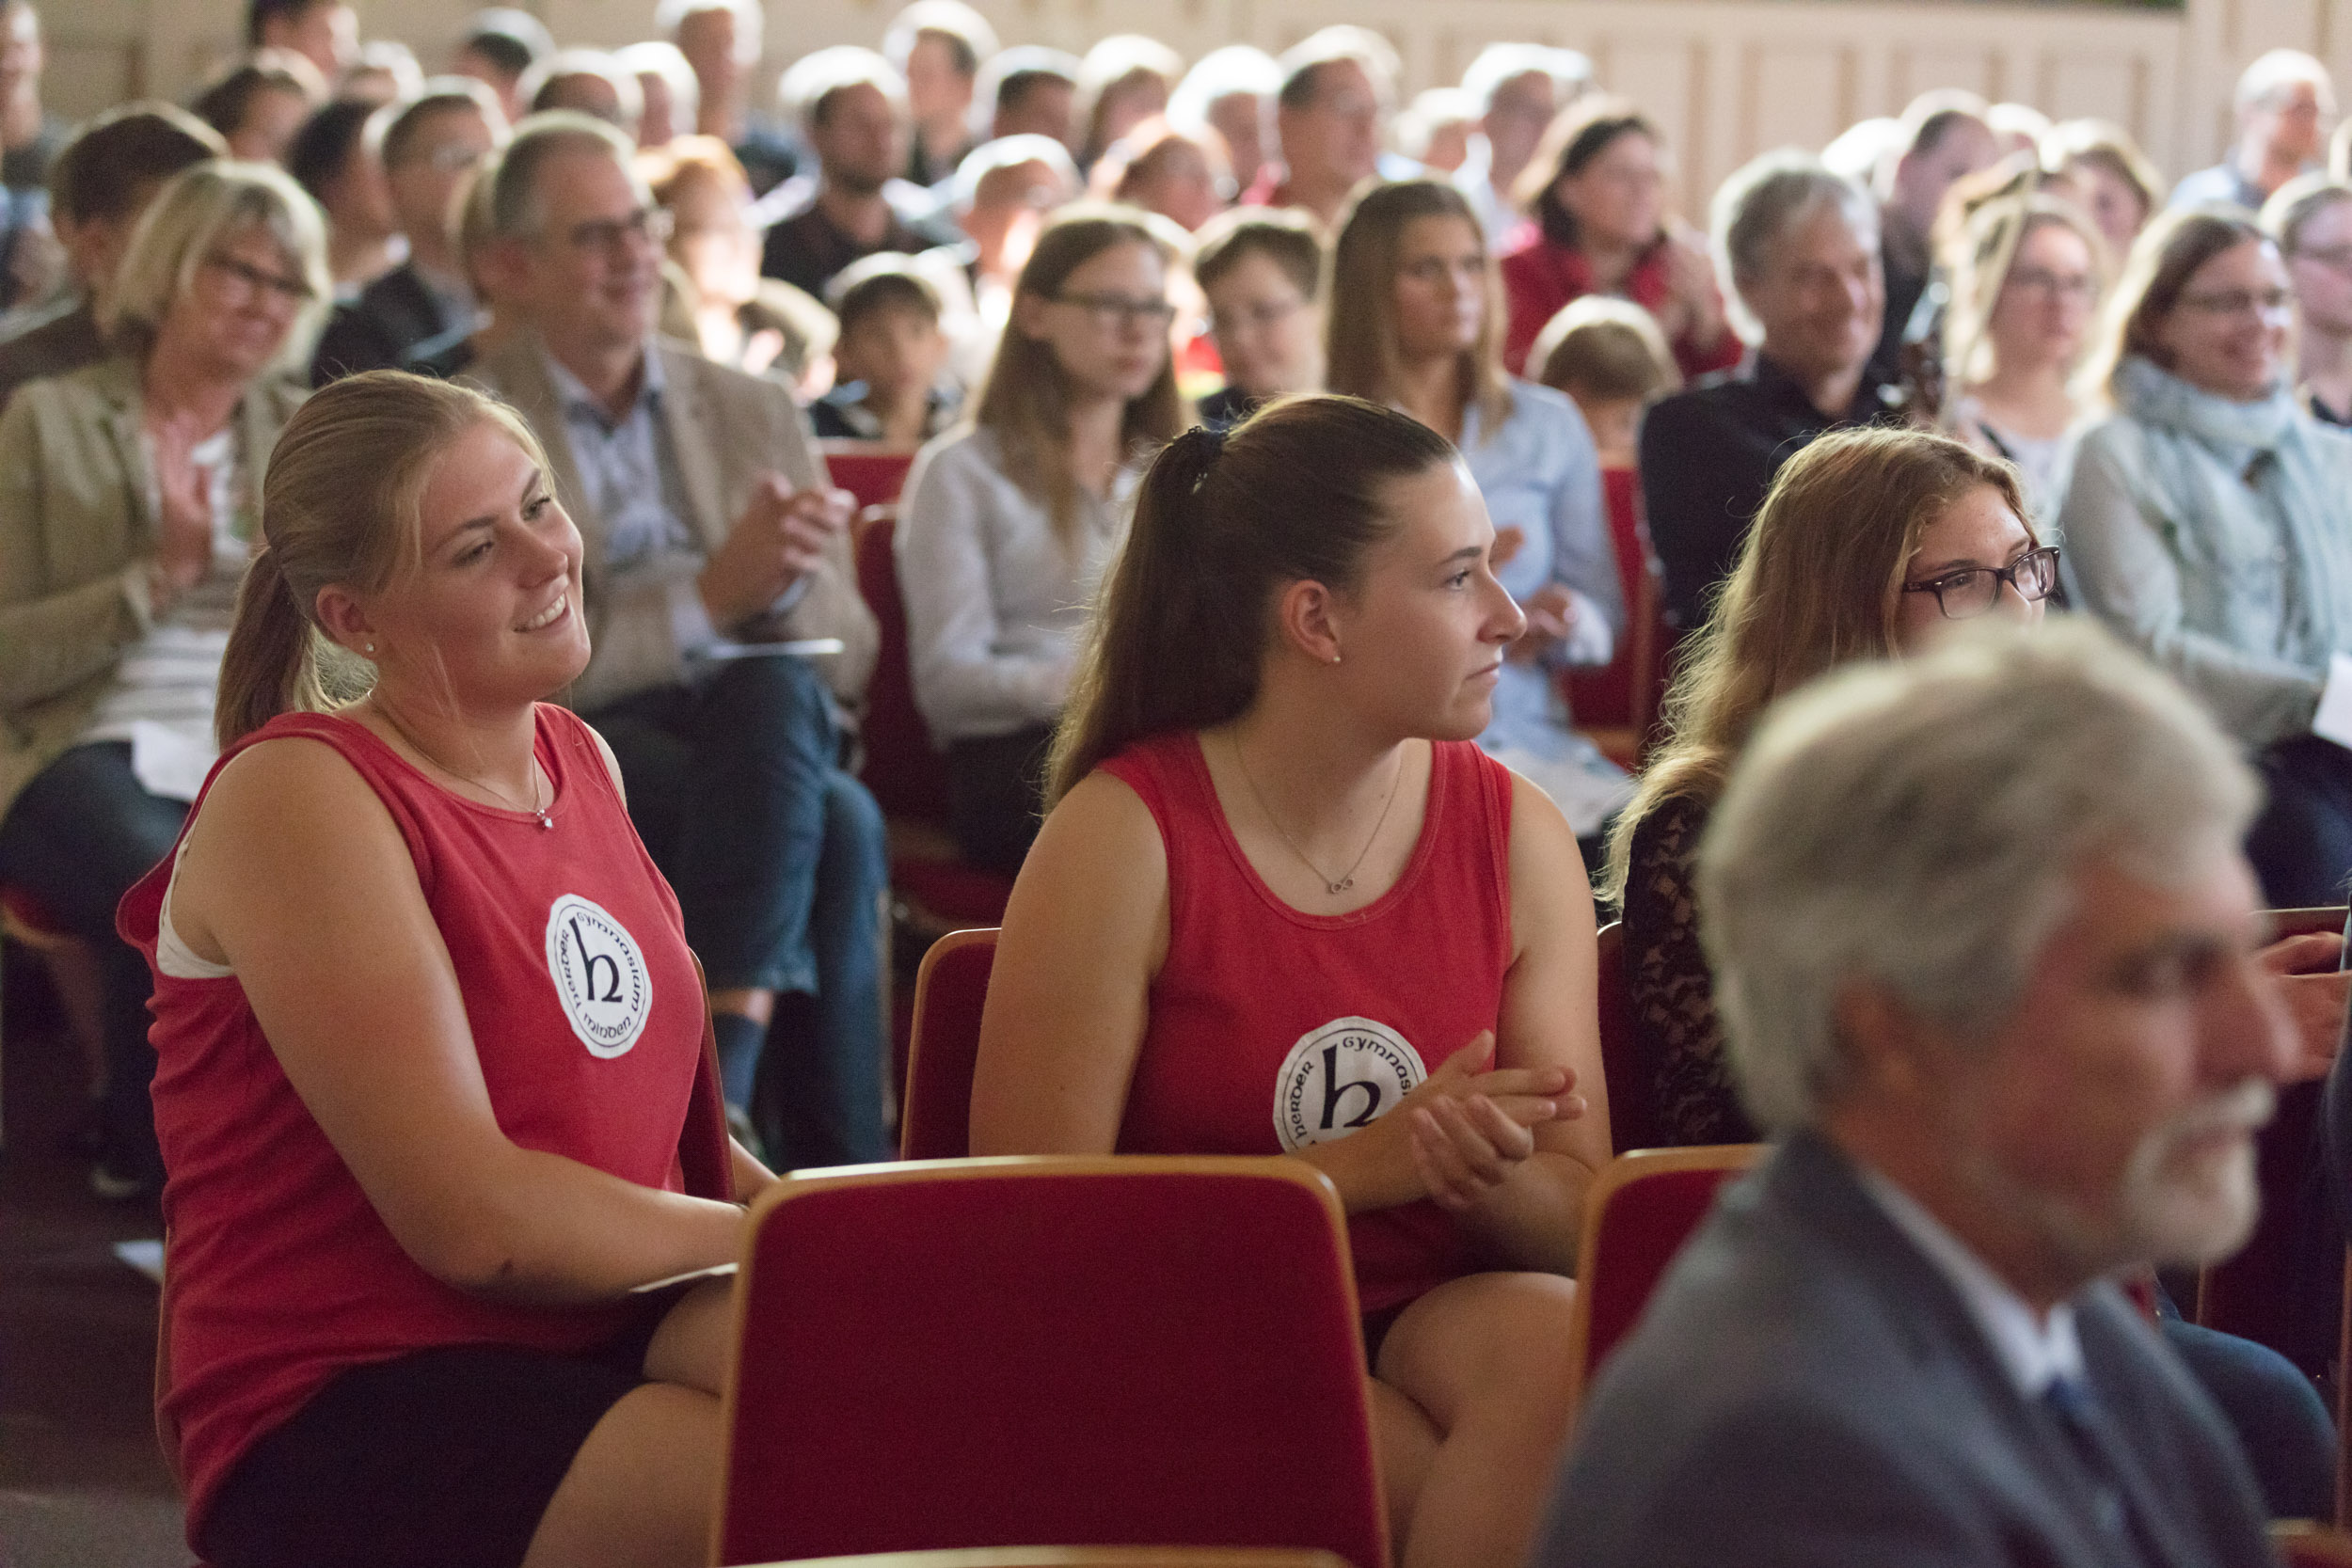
[897,205,1186,873]
[0,161,326,1196]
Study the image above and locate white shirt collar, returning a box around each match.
[1855,1165,2086,1398]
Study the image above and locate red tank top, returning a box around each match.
[117,705,731,1544]
[1101,733,1516,1314]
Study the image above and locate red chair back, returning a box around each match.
[1564,1146,1758,1417]
[718,1158,1387,1568]
[899,928,997,1160]
[819,441,917,513]
[1564,467,1666,762]
[852,508,953,822]
[1592,922,1655,1155]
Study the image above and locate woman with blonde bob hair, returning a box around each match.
[121,371,770,1568]
[0,159,326,1198]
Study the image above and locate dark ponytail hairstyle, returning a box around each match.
[1046,394,1457,803]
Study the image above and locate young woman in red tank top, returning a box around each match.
[134,374,773,1568]
[971,395,1612,1568]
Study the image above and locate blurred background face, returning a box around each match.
[997,78,1074,147]
[664,169,758,309]
[387,105,495,242]
[963,156,1068,277]
[1742,200,1883,385]
[905,32,972,134]
[674,8,744,107]
[814,82,903,196]
[1126,137,1223,231]
[327,127,398,241]
[450,45,527,124]
[267,0,358,82]
[1988,220,2100,373]
[2288,198,2352,340]
[2252,80,2329,166]
[1889,116,1997,237]
[1205,247,1317,398]
[232,83,313,164]
[0,3,41,103]
[156,224,306,381]
[2153,238,2293,401]
[514,148,663,352]
[1279,58,1380,188]
[1095,73,1168,155]
[1556,129,1664,250]
[1020,239,1168,401]
[1389,213,1487,360]
[2057,156,2148,261]
[634,69,680,145]
[837,303,947,397]
[1206,90,1267,193]
[1482,70,1558,183]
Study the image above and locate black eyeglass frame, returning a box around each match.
[1899,545,2061,620]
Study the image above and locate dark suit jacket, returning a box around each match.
[310,263,457,387]
[1534,1134,2278,1568]
[0,295,103,410]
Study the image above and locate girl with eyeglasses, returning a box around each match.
[896,205,1185,874]
[2262,173,2352,424]
[2060,205,2352,909]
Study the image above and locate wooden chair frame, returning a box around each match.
[898,927,997,1160]
[739,1549,1356,1568]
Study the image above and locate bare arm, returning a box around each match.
[172,737,747,1305]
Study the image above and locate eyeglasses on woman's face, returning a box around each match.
[1900,545,2060,619]
[1048,291,1178,331]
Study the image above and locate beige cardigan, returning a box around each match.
[0,355,305,819]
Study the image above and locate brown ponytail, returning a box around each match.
[1046,394,1456,802]
[214,370,552,748]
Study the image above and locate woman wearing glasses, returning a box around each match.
[2263,175,2352,425]
[1939,193,2108,521]
[2060,206,2352,909]
[897,205,1186,873]
[0,161,326,1198]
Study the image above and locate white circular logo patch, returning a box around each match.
[1273,1017,1426,1153]
[545,894,652,1059]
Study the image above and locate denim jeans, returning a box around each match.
[2247,734,2352,909]
[0,741,186,1184]
[585,656,890,1167]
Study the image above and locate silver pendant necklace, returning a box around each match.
[1230,732,1403,896]
[377,705,554,829]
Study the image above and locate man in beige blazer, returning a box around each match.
[461,113,888,1169]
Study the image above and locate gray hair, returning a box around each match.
[2237,48,2334,115]
[949,132,1079,214]
[103,159,332,373]
[1458,43,1588,117]
[1168,44,1279,133]
[483,110,643,243]
[1711,149,1878,339]
[1698,618,2260,1132]
[617,40,701,129]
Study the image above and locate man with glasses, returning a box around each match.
[1242,28,1396,229]
[755,46,962,303]
[462,114,892,1173]
[311,80,505,383]
[2174,51,2335,213]
[2263,175,2352,425]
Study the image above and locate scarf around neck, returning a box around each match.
[2115,354,2300,455]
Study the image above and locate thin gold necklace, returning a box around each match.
[1229,731,1403,896]
[375,704,553,829]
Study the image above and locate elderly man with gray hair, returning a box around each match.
[2175,50,2336,213]
[1535,619,2298,1567]
[1639,150,1898,630]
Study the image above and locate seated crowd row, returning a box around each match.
[6,3,2352,1565]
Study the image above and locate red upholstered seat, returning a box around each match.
[1564,1146,1759,1418]
[818,441,917,514]
[1564,467,1668,770]
[899,928,997,1160]
[718,1158,1387,1568]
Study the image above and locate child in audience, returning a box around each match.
[971,394,1608,1568]
[1192,207,1321,426]
[808,254,959,444]
[1528,295,1679,469]
[127,372,768,1568]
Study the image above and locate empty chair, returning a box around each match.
[717,1157,1386,1568]
[898,927,998,1160]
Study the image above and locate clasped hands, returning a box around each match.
[1391,1034,1583,1213]
[695,475,855,628]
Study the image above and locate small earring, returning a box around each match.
[364,642,376,655]
[1331,654,1343,665]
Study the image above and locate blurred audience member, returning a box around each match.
[339,39,422,105]
[1397,87,1477,176]
[312,80,503,382]
[760,47,961,302]
[1985,101,2051,160]
[1090,117,1227,231]
[462,114,889,1166]
[1194,207,1320,424]
[952,132,1081,289]
[898,208,1184,873]
[447,7,551,127]
[527,48,644,139]
[286,98,401,294]
[618,40,698,148]
[1329,178,1627,834]
[0,162,326,1198]
[1456,43,1587,244]
[810,255,955,442]
[0,105,219,406]
[1168,45,1278,198]
[2176,50,2334,211]
[1244,26,1392,227]
[2044,118,2162,262]
[248,0,357,87]
[1869,90,1998,387]
[1641,152,1892,629]
[1940,194,2106,518]
[2063,207,2352,909]
[646,134,834,386]
[660,0,795,195]
[979,45,1081,150]
[2265,174,2352,424]
[884,0,998,187]
[1073,35,1184,171]
[0,1,61,193]
[1530,295,1679,468]
[1501,97,1737,380]
[1820,115,1901,184]
[191,52,326,165]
